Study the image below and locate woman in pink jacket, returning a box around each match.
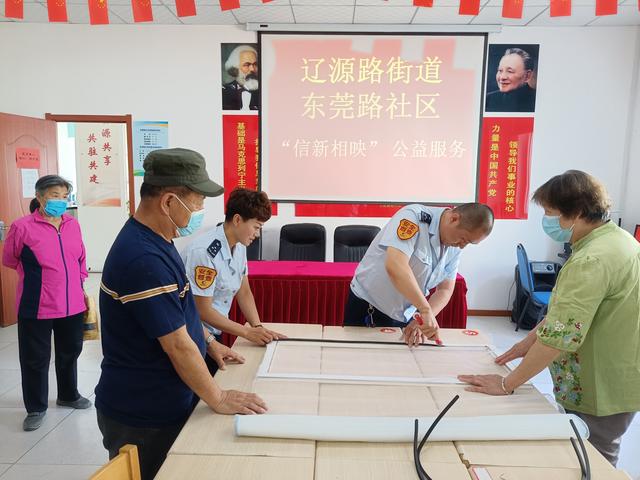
[2,175,91,432]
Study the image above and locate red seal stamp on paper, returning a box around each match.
[380,328,396,333]
[462,329,479,336]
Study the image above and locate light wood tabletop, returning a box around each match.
[156,323,630,480]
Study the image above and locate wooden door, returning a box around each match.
[0,113,58,327]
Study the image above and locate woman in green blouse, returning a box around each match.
[459,170,640,466]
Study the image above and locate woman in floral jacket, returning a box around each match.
[458,170,640,467]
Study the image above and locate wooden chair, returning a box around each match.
[90,444,141,480]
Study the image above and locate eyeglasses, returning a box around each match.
[569,418,590,480]
[413,394,460,480]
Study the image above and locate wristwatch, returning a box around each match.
[205,334,215,346]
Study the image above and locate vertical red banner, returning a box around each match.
[175,0,195,16]
[478,117,533,220]
[5,0,23,19]
[132,0,153,22]
[47,0,68,22]
[88,0,109,24]
[222,115,277,214]
[459,0,481,15]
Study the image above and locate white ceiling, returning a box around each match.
[0,0,638,26]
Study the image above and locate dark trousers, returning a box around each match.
[17,313,84,413]
[567,410,637,467]
[343,288,407,328]
[204,333,223,377]
[97,410,186,480]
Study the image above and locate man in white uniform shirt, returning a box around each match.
[182,188,284,374]
[345,203,494,346]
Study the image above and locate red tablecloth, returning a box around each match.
[223,261,467,345]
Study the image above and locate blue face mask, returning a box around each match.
[43,199,68,218]
[170,195,205,237]
[542,215,574,243]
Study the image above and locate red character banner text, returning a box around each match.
[222,115,277,214]
[478,117,533,220]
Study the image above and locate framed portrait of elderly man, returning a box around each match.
[485,44,540,113]
[221,43,260,111]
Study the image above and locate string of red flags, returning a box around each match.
[4,0,635,24]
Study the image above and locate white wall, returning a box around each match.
[621,28,640,235]
[1,23,638,310]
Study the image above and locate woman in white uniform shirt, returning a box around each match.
[182,188,284,375]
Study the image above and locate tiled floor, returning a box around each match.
[0,292,638,479]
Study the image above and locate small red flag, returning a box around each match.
[459,0,480,15]
[413,0,434,6]
[550,0,570,16]
[132,0,152,22]
[595,0,616,15]
[502,0,523,18]
[219,0,240,10]
[88,0,109,24]
[5,0,23,19]
[175,0,195,16]
[47,0,68,21]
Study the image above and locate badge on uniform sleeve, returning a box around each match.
[397,219,419,240]
[207,239,222,259]
[194,266,217,289]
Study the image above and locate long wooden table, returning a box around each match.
[156,324,631,480]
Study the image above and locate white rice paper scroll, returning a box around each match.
[235,414,589,442]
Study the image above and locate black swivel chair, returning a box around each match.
[279,223,326,261]
[333,225,381,262]
[246,235,261,261]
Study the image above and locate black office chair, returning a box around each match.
[333,225,381,262]
[279,223,326,261]
[515,243,551,331]
[246,235,261,261]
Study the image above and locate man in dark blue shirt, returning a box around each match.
[95,148,266,480]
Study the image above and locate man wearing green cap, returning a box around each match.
[95,148,267,480]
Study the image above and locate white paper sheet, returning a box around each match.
[21,169,38,198]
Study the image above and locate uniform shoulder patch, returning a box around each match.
[397,219,419,240]
[420,211,432,224]
[207,239,222,259]
[194,266,217,290]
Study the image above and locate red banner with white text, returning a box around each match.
[222,115,277,214]
[478,117,533,220]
